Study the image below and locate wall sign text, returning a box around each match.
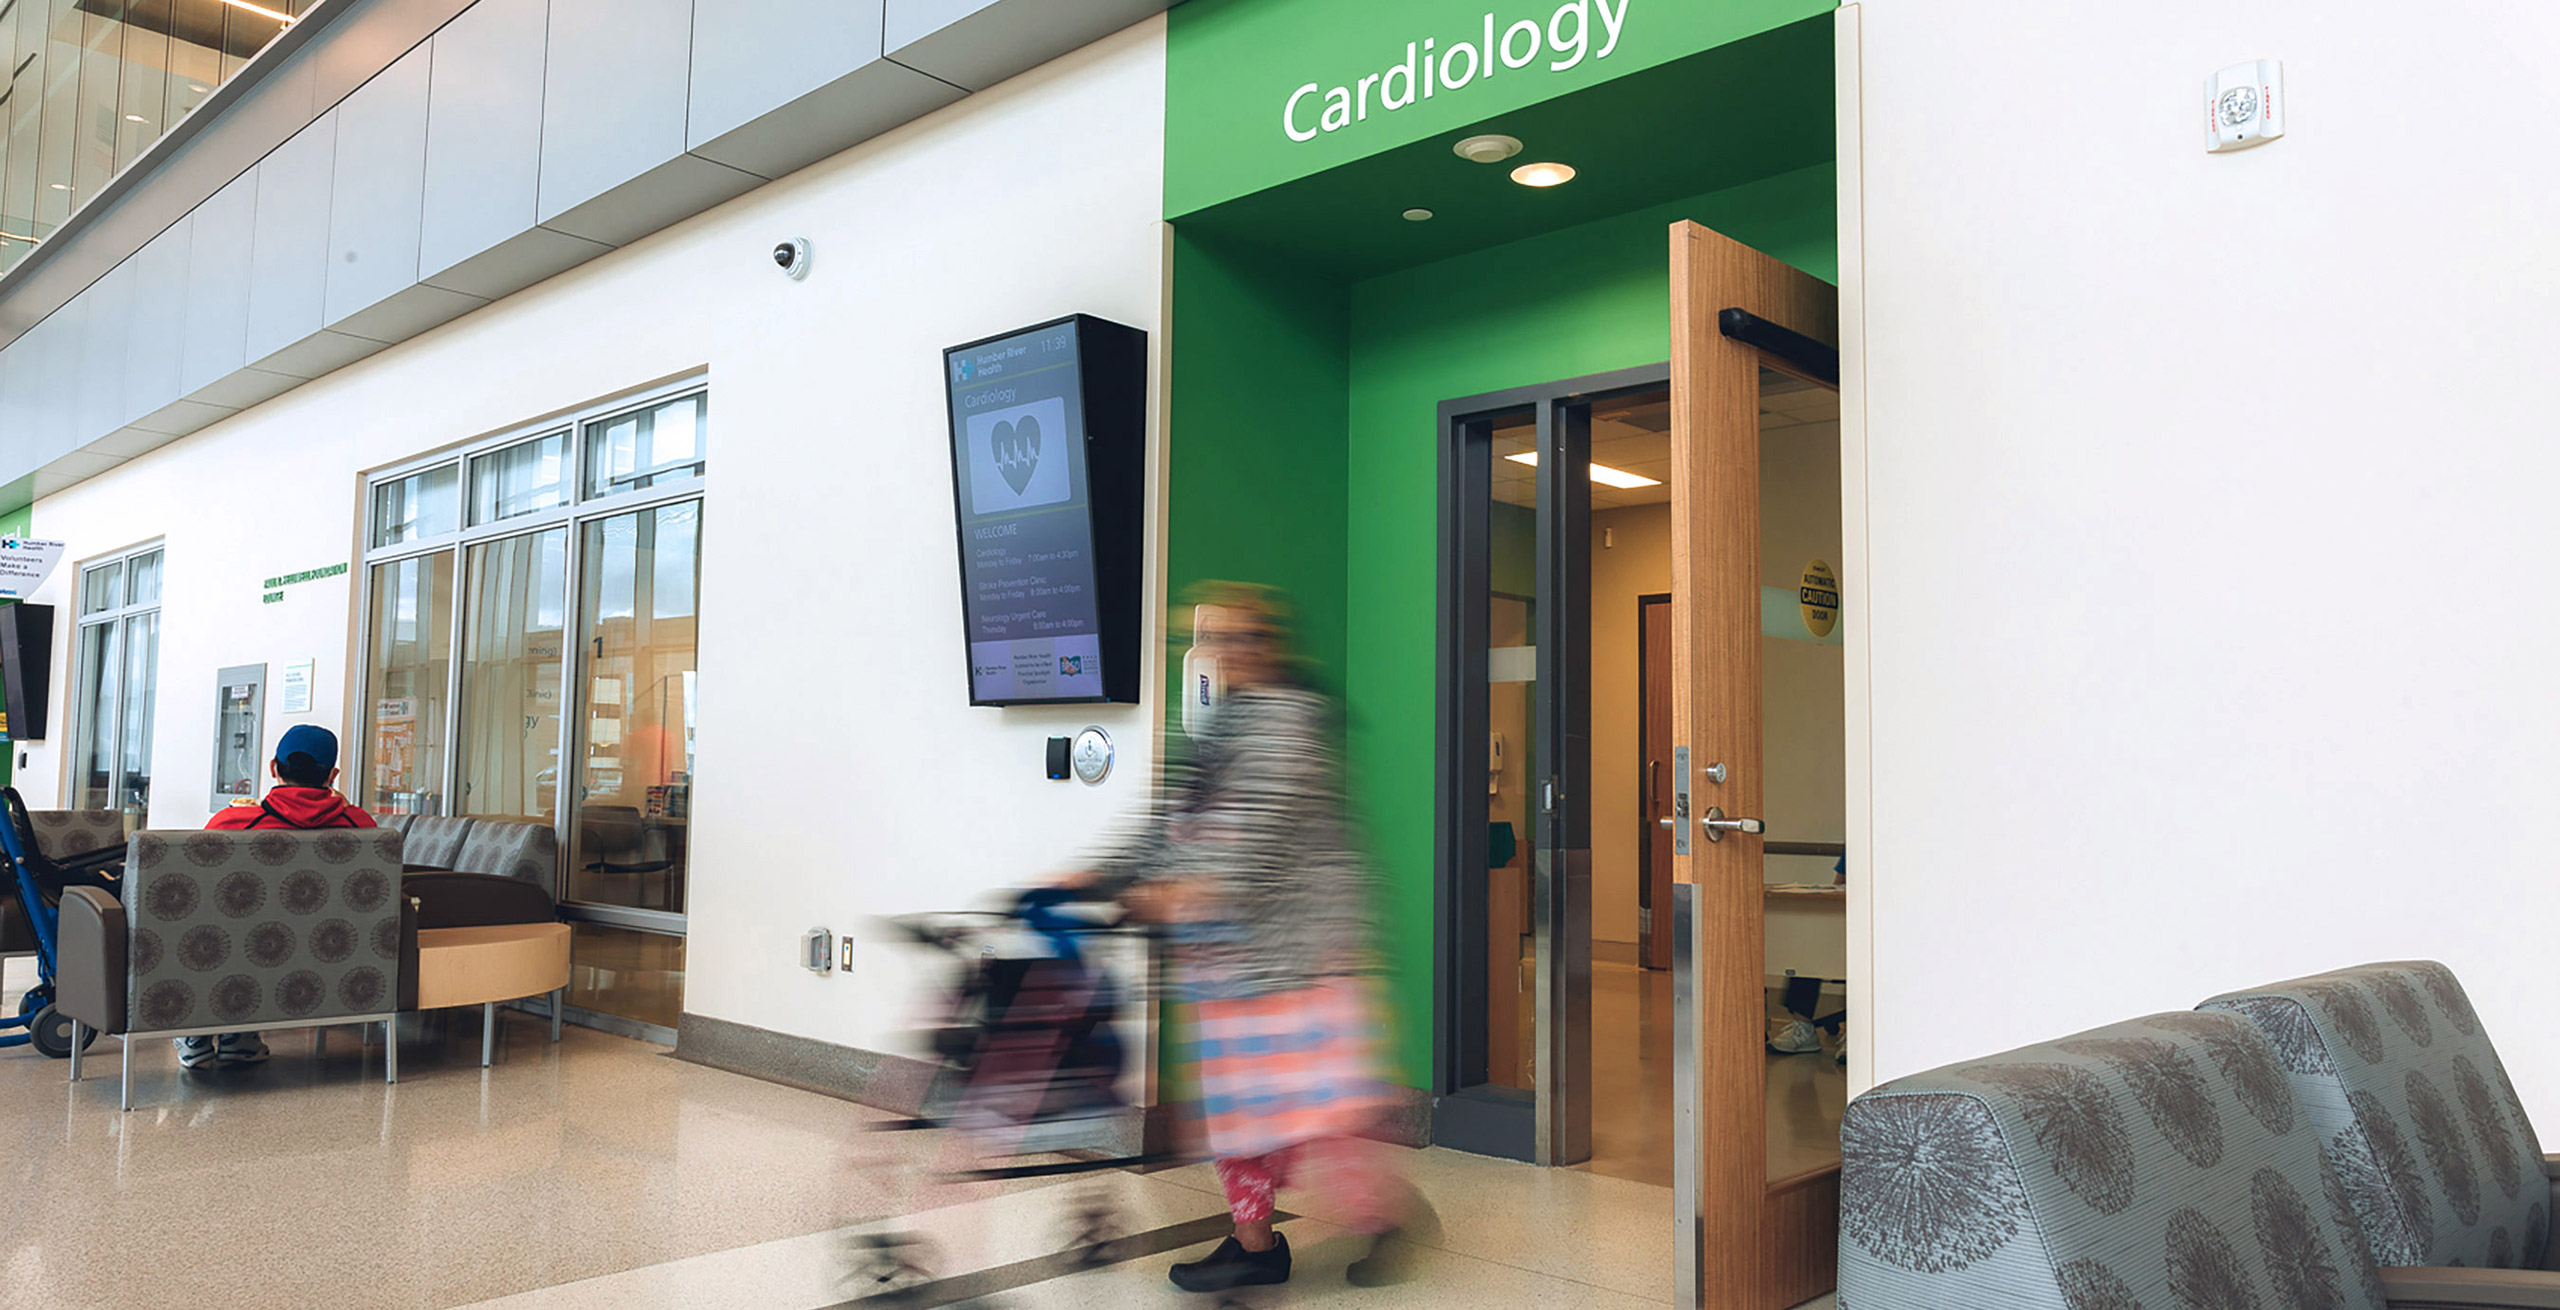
[1283,0,1631,143]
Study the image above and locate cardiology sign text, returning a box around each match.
[1282,0,1631,143]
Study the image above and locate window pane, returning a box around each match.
[73,619,119,810]
[469,431,570,525]
[361,551,454,813]
[457,528,566,821]
[567,922,683,1030]
[79,561,121,614]
[567,501,700,911]
[371,464,460,547]
[582,393,706,498]
[124,548,162,607]
[118,610,157,811]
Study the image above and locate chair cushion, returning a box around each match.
[122,828,408,1032]
[402,816,475,870]
[28,809,126,862]
[450,819,559,895]
[1839,1009,2388,1309]
[2203,961,2552,1271]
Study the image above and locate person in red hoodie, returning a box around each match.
[189,725,375,1068]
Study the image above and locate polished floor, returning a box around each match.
[1,958,1836,1309]
[1585,961,1847,1190]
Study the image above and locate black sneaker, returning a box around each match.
[1168,1232,1290,1293]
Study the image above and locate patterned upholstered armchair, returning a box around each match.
[450,818,559,897]
[56,828,408,1110]
[2204,962,2560,1301]
[401,815,476,870]
[0,809,118,957]
[1839,1010,2396,1308]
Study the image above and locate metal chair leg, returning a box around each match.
[384,1019,398,1084]
[68,1021,83,1082]
[120,1038,133,1112]
[314,1025,325,1061]
[482,1001,494,1067]
[551,989,563,1042]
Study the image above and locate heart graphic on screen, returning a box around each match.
[991,415,1043,496]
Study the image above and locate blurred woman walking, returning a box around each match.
[1083,584,1429,1294]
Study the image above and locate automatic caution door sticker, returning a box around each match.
[1799,560,1839,639]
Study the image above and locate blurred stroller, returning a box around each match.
[848,888,1161,1296]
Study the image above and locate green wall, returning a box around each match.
[1165,166,1836,1088]
[1165,0,1832,216]
[1340,165,1836,1084]
[1163,231,1353,698]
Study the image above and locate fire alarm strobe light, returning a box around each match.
[1454,134,1523,164]
[2205,59,2284,153]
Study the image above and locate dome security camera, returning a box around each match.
[773,238,812,281]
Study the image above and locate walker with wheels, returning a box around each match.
[0,788,119,1059]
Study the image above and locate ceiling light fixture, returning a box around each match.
[47,182,67,191]
[1402,207,1434,222]
[1503,451,1660,489]
[187,83,209,93]
[1453,134,1523,165]
[1510,161,1577,188]
[125,114,147,123]
[222,0,296,23]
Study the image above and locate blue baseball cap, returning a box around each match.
[276,724,340,775]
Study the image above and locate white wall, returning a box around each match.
[19,19,1171,1061]
[1846,0,2560,1129]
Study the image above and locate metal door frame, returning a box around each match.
[1431,362,1669,1166]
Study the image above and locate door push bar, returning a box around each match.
[1718,307,1839,386]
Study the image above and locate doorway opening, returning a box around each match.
[1433,362,1848,1191]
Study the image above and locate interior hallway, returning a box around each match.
[1584,960,1847,1191]
[2,958,1835,1308]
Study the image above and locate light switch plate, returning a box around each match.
[2206,59,2284,153]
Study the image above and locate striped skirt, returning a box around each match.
[1189,977,1393,1160]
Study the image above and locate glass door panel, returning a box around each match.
[72,619,119,809]
[458,529,567,825]
[567,501,699,912]
[563,499,699,1032]
[117,610,158,810]
[361,552,454,814]
[1481,413,1540,1094]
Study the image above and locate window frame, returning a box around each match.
[354,377,706,943]
[67,539,166,814]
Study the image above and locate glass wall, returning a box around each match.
[361,551,452,814]
[566,501,698,913]
[70,543,163,813]
[457,527,564,820]
[358,383,706,1036]
[0,0,319,273]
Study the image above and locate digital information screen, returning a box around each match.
[946,321,1107,702]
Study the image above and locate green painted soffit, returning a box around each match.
[1173,16,1834,281]
[1165,0,1834,218]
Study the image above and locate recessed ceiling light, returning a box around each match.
[187,84,209,93]
[1503,451,1660,489]
[125,114,148,123]
[1510,161,1576,188]
[47,183,68,191]
[1454,134,1523,165]
[1402,207,1434,222]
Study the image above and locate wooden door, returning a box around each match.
[1638,595,1673,971]
[1668,221,1838,1309]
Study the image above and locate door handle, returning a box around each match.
[1700,807,1763,843]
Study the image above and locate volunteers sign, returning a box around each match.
[1281,1,1631,143]
[0,538,65,601]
